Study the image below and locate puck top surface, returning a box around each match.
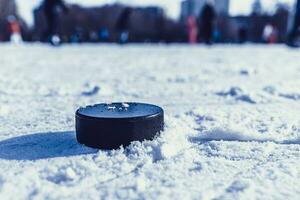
[76,103,163,120]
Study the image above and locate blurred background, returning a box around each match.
[0,0,298,45]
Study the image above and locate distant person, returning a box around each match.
[43,0,68,45]
[7,15,22,44]
[287,0,300,47]
[99,28,109,42]
[187,16,198,44]
[262,24,278,44]
[116,8,132,44]
[238,27,248,44]
[199,0,216,44]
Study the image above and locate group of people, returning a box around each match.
[186,0,300,46]
[6,0,300,46]
[41,0,131,45]
[43,0,217,45]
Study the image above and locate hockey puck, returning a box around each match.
[76,103,164,149]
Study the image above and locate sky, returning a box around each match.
[16,0,296,26]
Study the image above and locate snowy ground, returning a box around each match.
[0,44,300,200]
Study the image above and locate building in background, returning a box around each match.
[215,0,230,15]
[0,0,16,19]
[252,0,262,15]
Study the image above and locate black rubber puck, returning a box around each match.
[76,103,164,149]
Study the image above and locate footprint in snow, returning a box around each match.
[81,86,100,96]
[279,93,300,101]
[216,87,256,104]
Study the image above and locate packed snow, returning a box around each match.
[0,44,300,199]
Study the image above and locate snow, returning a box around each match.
[0,44,300,199]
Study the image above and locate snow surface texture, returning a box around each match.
[0,44,300,199]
